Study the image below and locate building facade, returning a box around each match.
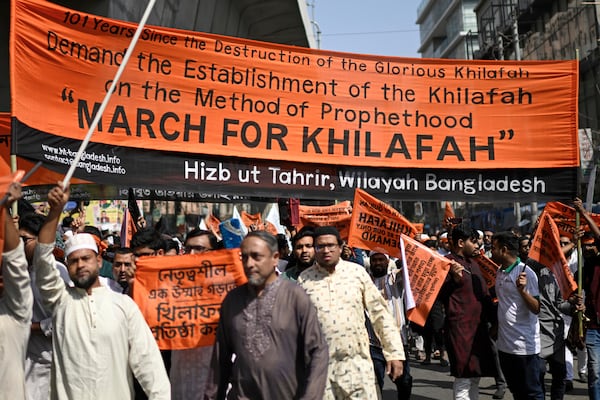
[417,0,480,59]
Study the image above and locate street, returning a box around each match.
[382,358,588,399]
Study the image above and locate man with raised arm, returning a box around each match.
[34,184,170,399]
[0,182,33,399]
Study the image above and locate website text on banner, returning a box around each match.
[133,249,247,350]
[11,0,578,170]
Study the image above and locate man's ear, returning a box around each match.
[156,249,164,256]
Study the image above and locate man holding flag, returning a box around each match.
[0,181,33,400]
[33,184,170,399]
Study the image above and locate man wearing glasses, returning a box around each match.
[182,228,221,255]
[171,228,221,400]
[298,226,405,399]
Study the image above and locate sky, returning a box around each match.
[312,1,421,58]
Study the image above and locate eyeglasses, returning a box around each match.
[315,243,339,252]
[184,245,209,253]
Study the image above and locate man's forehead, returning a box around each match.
[315,234,337,243]
[67,248,97,259]
[295,236,313,244]
[186,234,211,245]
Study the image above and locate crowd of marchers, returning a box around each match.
[1,181,600,400]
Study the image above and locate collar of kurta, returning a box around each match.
[501,257,521,273]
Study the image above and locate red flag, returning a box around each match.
[529,211,577,300]
[120,188,141,247]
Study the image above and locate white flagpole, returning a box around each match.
[62,0,157,188]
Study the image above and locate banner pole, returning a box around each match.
[61,0,157,189]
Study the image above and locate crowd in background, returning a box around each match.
[2,182,599,400]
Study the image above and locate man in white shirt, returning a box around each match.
[0,182,33,400]
[491,231,543,400]
[34,184,170,400]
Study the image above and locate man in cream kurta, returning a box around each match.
[34,184,170,400]
[298,226,405,399]
[0,182,33,400]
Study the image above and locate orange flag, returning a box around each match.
[133,249,247,350]
[442,202,456,229]
[401,234,451,326]
[205,214,222,238]
[542,201,600,238]
[529,211,578,300]
[347,189,417,258]
[476,250,499,290]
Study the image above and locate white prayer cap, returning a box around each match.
[369,248,390,260]
[64,233,98,258]
[477,230,484,239]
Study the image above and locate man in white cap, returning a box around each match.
[368,248,413,399]
[34,184,170,399]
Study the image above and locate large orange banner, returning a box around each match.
[401,234,450,326]
[347,189,417,258]
[133,250,247,350]
[9,0,580,202]
[0,112,90,190]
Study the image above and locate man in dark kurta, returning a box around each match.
[439,225,497,399]
[204,231,328,400]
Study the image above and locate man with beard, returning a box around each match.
[299,226,405,400]
[282,226,315,281]
[205,231,328,399]
[34,184,170,399]
[368,249,412,399]
[439,225,497,399]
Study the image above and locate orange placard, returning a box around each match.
[11,0,579,171]
[133,250,247,350]
[401,234,450,326]
[529,211,577,299]
[347,189,417,258]
[476,251,499,290]
[239,211,277,235]
[297,201,352,240]
[542,201,600,237]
